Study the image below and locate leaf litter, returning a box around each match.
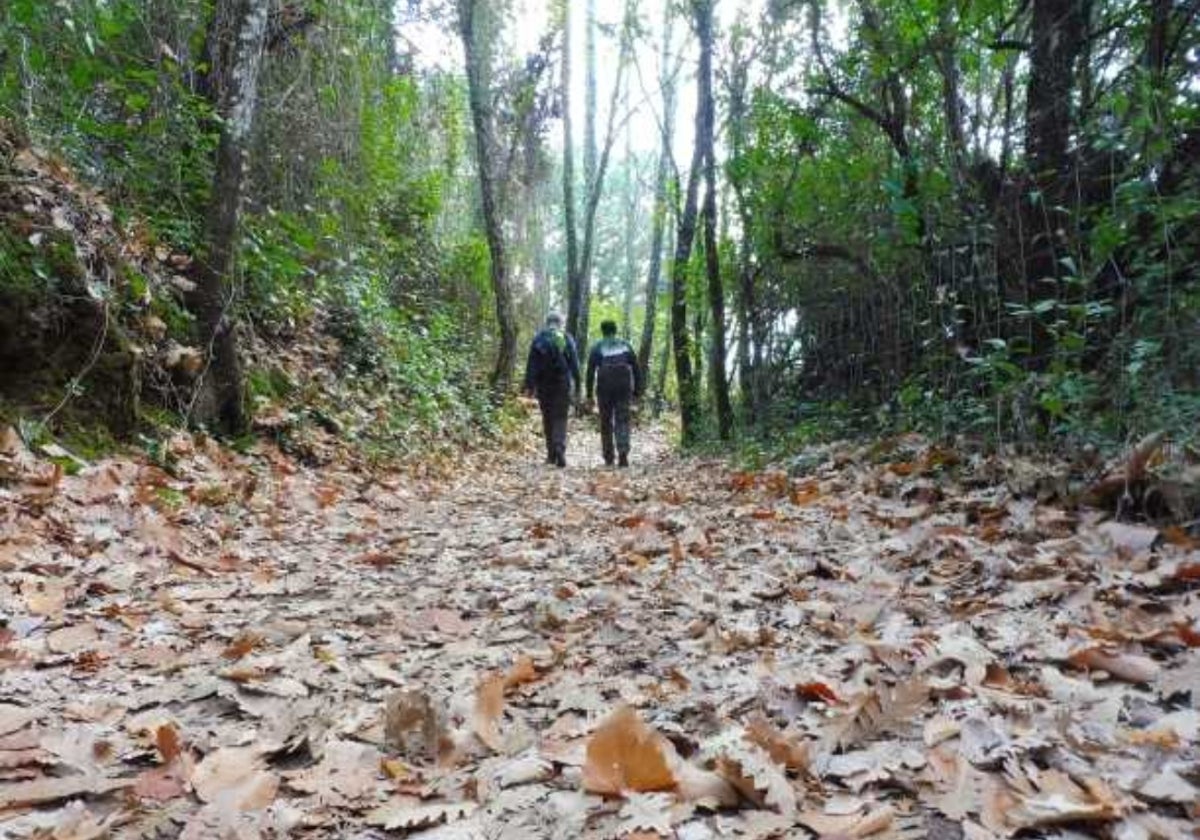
[0,425,1198,837]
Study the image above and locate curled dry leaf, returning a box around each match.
[743,713,810,772]
[797,803,899,838]
[713,739,797,816]
[189,746,279,811]
[473,674,507,752]
[1006,771,1127,829]
[0,775,132,810]
[582,706,676,797]
[366,798,476,831]
[1068,646,1160,683]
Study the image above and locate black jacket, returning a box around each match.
[523,328,581,396]
[586,337,643,401]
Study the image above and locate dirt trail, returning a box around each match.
[0,420,1197,838]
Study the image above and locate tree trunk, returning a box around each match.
[1025,0,1085,182]
[566,0,630,348]
[936,5,967,183]
[191,0,270,435]
[562,0,581,335]
[671,132,703,445]
[638,3,677,382]
[459,0,517,393]
[620,113,636,338]
[568,0,599,349]
[696,0,732,440]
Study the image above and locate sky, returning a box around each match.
[395,0,778,168]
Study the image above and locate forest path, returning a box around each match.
[0,419,1197,837]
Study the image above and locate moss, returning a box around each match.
[150,294,194,337]
[59,424,120,460]
[247,366,295,400]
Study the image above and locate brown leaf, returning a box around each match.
[582,706,676,796]
[190,746,279,810]
[1068,646,1160,683]
[0,775,131,809]
[473,674,507,752]
[134,763,189,801]
[503,655,540,690]
[744,713,810,772]
[796,681,844,706]
[384,690,450,763]
[155,723,183,764]
[221,631,263,660]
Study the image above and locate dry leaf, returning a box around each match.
[385,690,450,763]
[473,674,507,752]
[0,703,38,737]
[190,746,279,810]
[366,798,476,830]
[1068,646,1160,683]
[582,706,676,796]
[744,713,810,771]
[0,774,131,810]
[155,723,183,763]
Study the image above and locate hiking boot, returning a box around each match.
[555,454,567,468]
[618,453,629,468]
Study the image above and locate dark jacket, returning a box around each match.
[586,337,643,401]
[523,328,581,396]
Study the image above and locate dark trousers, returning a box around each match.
[597,374,633,464]
[538,387,570,463]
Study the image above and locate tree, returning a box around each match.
[670,12,706,445]
[458,0,518,394]
[695,0,733,440]
[638,2,681,384]
[563,0,632,350]
[190,0,271,435]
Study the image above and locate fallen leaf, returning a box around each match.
[155,723,183,763]
[190,746,279,810]
[473,674,507,752]
[0,703,38,737]
[0,774,131,809]
[1068,646,1160,683]
[582,706,676,796]
[366,798,476,830]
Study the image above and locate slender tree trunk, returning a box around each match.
[566,0,630,348]
[459,0,517,393]
[577,0,598,348]
[937,6,967,183]
[638,3,677,381]
[696,0,732,439]
[620,115,636,338]
[671,134,703,445]
[562,0,580,330]
[191,0,270,435]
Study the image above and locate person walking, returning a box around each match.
[586,320,643,467]
[522,312,581,468]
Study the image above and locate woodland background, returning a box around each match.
[0,0,1197,459]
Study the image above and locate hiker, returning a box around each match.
[586,320,643,467]
[522,312,581,468]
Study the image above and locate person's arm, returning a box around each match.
[567,337,583,397]
[523,339,539,395]
[585,343,598,401]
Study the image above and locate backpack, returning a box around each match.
[536,329,570,380]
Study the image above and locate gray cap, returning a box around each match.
[545,311,564,327]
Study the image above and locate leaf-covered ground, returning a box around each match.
[1,419,1197,838]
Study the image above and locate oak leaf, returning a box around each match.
[582,706,676,796]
